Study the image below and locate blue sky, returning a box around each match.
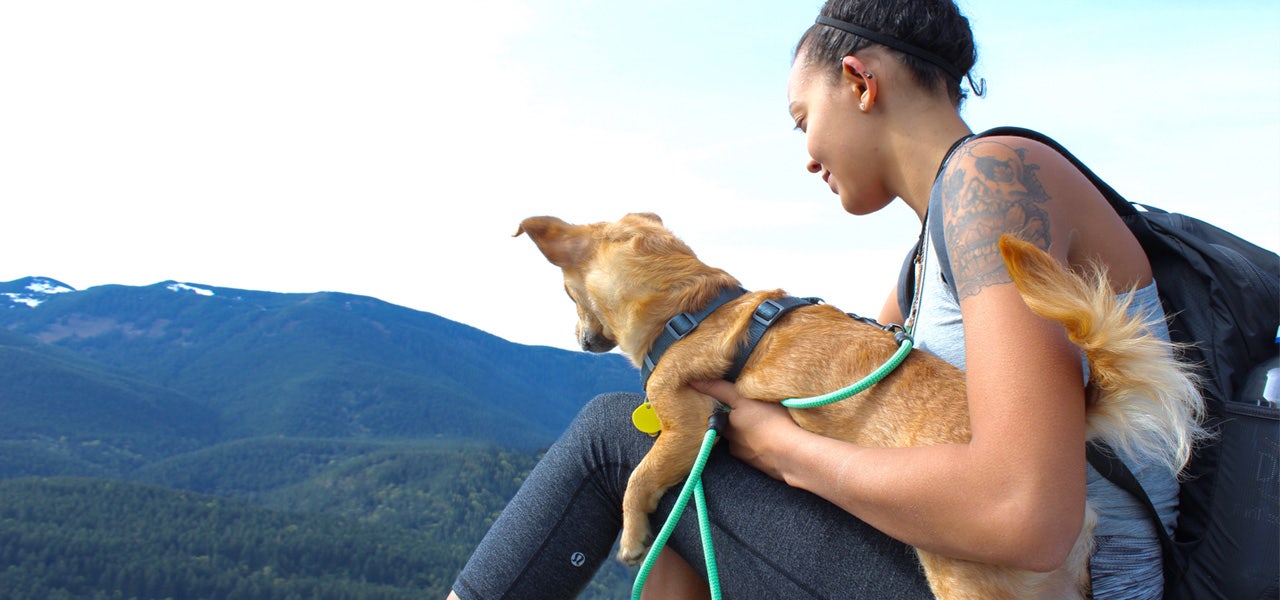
[2,1,1277,350]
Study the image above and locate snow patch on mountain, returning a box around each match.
[4,294,42,308]
[2,277,76,308]
[166,283,215,297]
[26,280,74,295]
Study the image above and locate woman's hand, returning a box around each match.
[690,379,807,481]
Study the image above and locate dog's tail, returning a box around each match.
[999,235,1207,475]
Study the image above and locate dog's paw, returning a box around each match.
[616,526,653,566]
[616,542,650,567]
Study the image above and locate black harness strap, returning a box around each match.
[724,296,822,382]
[641,287,747,390]
[640,288,821,390]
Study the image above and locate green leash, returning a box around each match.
[782,330,914,409]
[630,330,914,598]
[632,413,726,600]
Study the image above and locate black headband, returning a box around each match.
[815,15,986,97]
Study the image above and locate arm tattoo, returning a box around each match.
[939,140,1052,300]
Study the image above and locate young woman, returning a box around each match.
[450,1,1190,598]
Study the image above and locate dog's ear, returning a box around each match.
[624,212,663,225]
[515,216,591,268]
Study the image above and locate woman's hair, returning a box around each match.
[796,0,977,106]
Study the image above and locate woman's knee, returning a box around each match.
[574,391,646,430]
[552,391,651,474]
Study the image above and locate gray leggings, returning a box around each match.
[452,392,932,599]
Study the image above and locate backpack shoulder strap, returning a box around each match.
[896,241,920,323]
[1087,442,1185,588]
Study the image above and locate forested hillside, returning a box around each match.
[0,477,457,598]
[1,448,634,598]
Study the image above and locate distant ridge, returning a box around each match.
[0,276,641,469]
[1,276,75,308]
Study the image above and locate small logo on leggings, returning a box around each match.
[570,552,586,567]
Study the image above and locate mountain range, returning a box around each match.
[0,275,642,597]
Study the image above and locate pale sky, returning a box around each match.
[3,1,1277,351]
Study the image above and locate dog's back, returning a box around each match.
[741,235,1205,470]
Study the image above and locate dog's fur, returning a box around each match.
[516,212,1203,599]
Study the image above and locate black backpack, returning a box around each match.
[898,126,1280,599]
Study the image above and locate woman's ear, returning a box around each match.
[840,55,877,112]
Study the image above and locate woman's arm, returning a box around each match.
[696,139,1106,572]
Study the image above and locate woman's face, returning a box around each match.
[786,55,892,215]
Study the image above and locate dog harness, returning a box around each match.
[639,286,822,391]
[631,289,917,599]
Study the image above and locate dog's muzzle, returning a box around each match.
[579,330,617,353]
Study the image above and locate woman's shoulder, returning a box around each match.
[932,131,1147,298]
[938,133,1077,194]
[930,135,1060,299]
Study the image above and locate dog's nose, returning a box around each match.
[579,330,618,354]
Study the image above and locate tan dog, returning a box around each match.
[515,212,1201,599]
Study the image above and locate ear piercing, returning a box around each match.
[838,60,875,80]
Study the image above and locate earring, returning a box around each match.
[863,72,874,79]
[859,102,867,110]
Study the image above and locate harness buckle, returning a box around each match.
[665,312,698,339]
[752,299,785,327]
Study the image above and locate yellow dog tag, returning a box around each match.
[631,402,662,436]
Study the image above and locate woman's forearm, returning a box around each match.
[774,427,1086,571]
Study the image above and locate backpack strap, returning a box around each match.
[896,132,975,320]
[896,241,921,323]
[1086,442,1185,588]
